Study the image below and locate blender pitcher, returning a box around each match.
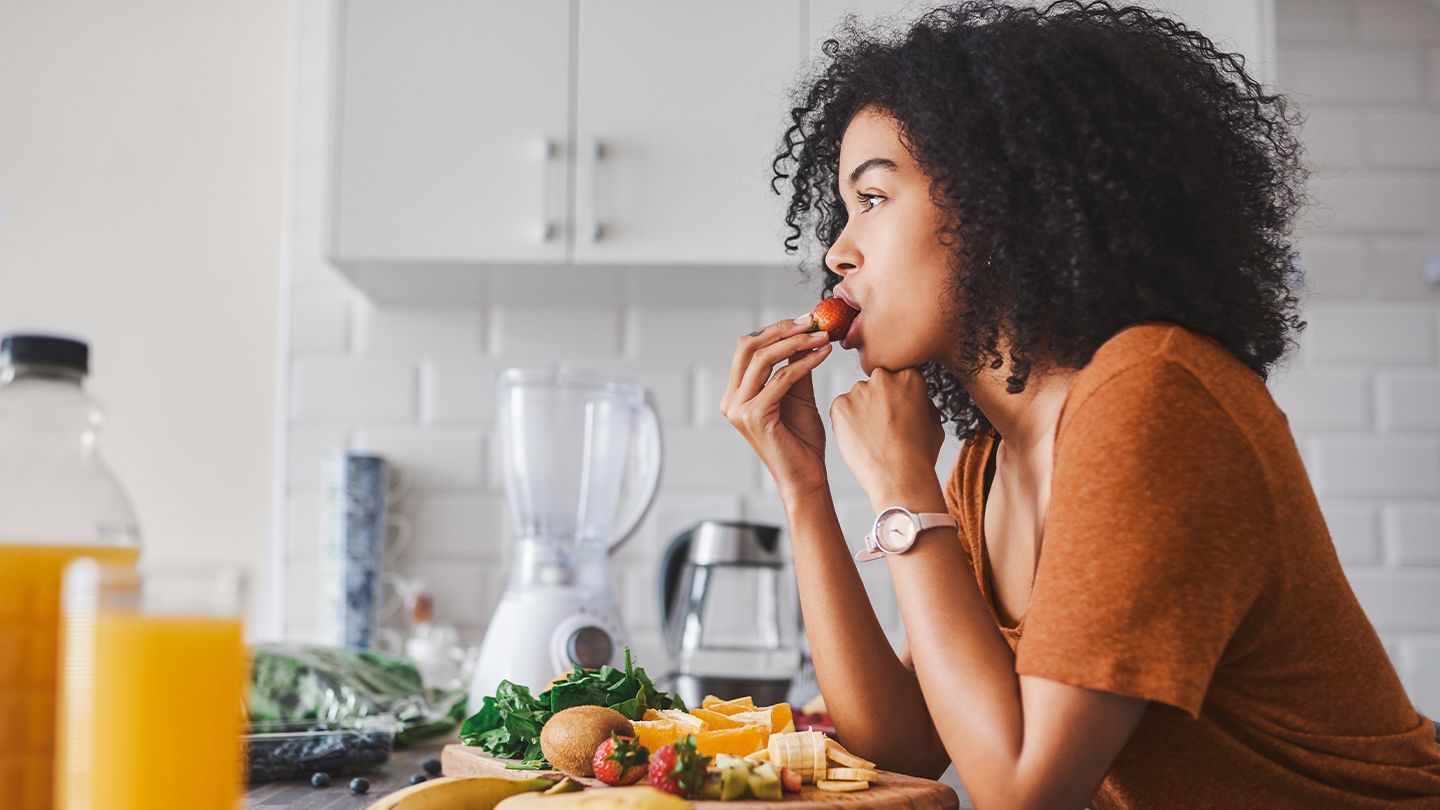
[470,367,662,704]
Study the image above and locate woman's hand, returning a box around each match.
[831,368,946,511]
[720,315,834,499]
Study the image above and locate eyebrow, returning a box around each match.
[846,157,899,188]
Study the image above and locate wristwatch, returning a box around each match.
[854,506,957,562]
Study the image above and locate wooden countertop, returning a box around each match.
[244,737,453,809]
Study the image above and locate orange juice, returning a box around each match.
[0,544,139,810]
[82,613,245,809]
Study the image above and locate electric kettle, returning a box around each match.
[659,521,803,708]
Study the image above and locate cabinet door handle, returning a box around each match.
[590,138,605,242]
[538,138,556,243]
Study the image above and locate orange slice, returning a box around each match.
[690,708,749,730]
[630,719,687,754]
[694,724,767,758]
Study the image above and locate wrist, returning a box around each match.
[867,477,946,515]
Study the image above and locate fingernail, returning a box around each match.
[793,313,813,326]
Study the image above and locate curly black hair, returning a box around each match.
[772,0,1308,441]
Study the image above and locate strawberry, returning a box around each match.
[780,766,803,794]
[646,734,711,798]
[809,297,859,342]
[592,733,649,787]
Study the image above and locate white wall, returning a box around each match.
[0,0,292,631]
[1271,0,1440,713]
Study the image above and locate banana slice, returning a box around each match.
[826,767,878,782]
[826,738,877,770]
[817,778,871,792]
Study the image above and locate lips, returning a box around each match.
[841,312,862,350]
[832,286,862,350]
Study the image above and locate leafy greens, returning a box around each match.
[458,648,685,767]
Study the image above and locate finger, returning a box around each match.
[744,343,833,414]
[723,315,815,409]
[735,330,829,406]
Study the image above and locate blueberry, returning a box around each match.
[422,758,442,776]
[348,777,370,794]
[409,774,428,785]
[310,772,331,788]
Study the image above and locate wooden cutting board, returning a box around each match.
[440,745,959,809]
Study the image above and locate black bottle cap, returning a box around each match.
[0,334,90,375]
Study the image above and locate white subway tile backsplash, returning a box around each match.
[1313,437,1440,496]
[1299,109,1366,170]
[1345,569,1440,630]
[1320,502,1383,564]
[1269,368,1372,429]
[1384,503,1440,563]
[1355,0,1440,41]
[1278,47,1426,103]
[660,429,761,493]
[1430,46,1440,103]
[357,304,484,355]
[1275,0,1353,40]
[489,305,624,364]
[1377,371,1440,429]
[292,358,416,422]
[1365,112,1440,168]
[290,288,352,354]
[1369,238,1440,297]
[628,305,755,367]
[287,494,324,561]
[352,429,485,490]
[423,358,501,426]
[404,491,508,559]
[1298,238,1367,298]
[1307,173,1434,233]
[1304,304,1435,364]
[1400,636,1440,716]
[287,424,347,491]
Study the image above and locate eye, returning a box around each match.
[855,192,886,213]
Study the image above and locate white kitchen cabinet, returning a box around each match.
[809,0,1274,83]
[571,1,803,266]
[332,0,571,264]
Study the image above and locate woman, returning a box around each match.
[720,2,1440,808]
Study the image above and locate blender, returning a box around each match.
[469,367,662,705]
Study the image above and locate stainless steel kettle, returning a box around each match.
[658,520,803,708]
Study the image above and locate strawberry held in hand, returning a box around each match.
[592,732,649,786]
[646,734,710,798]
[808,297,859,343]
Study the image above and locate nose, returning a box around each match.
[825,222,860,277]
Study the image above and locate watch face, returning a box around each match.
[875,509,918,553]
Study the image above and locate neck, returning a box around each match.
[957,363,1076,456]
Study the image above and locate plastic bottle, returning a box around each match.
[0,333,141,810]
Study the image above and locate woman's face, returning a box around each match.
[826,106,957,376]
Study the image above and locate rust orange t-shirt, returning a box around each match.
[941,323,1440,808]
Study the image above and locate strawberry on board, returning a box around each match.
[808,297,859,342]
[647,734,711,798]
[592,732,649,787]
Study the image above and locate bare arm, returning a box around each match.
[782,489,951,778]
[831,370,1147,810]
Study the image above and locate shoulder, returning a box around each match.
[1055,322,1279,524]
[1062,322,1272,433]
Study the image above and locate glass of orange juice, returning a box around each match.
[56,560,247,810]
[0,543,140,809]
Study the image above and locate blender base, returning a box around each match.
[468,588,628,710]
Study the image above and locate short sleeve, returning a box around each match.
[1015,360,1276,718]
